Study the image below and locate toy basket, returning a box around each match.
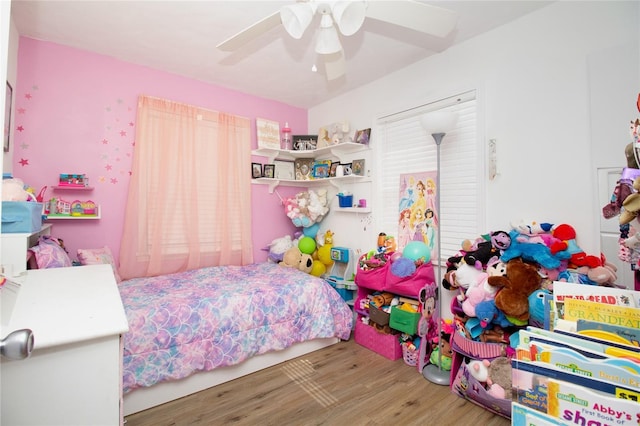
[402,343,419,366]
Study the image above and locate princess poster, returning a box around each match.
[397,171,439,259]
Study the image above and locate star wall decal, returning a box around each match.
[17,107,26,114]
[19,158,29,166]
[20,142,29,149]
[102,138,108,144]
[119,130,127,137]
[16,125,24,132]
[105,164,112,171]
[110,178,118,184]
[24,93,32,100]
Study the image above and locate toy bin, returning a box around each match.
[355,321,402,360]
[368,304,390,326]
[1,201,44,233]
[401,343,419,367]
[338,194,353,207]
[389,307,420,335]
[450,357,512,419]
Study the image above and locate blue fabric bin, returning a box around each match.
[1,201,44,233]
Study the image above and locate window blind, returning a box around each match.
[375,90,481,263]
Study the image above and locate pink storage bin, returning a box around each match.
[354,254,390,291]
[354,321,402,361]
[384,261,435,296]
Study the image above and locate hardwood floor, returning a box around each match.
[124,337,511,426]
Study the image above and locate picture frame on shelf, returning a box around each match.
[294,158,314,180]
[251,162,263,178]
[329,161,339,177]
[292,135,318,151]
[352,159,365,176]
[263,164,275,179]
[273,160,295,180]
[354,128,371,146]
[341,162,353,176]
[312,162,330,179]
[256,118,280,149]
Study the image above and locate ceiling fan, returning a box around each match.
[216,0,458,80]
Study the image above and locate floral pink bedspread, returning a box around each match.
[119,262,353,393]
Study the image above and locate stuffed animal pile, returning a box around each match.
[446,220,619,372]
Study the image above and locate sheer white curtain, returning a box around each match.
[119,95,253,279]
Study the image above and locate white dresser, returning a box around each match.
[0,264,129,425]
[0,223,52,275]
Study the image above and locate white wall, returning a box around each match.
[309,1,639,258]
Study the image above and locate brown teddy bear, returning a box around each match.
[279,247,313,274]
[488,258,541,322]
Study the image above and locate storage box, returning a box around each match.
[338,194,353,207]
[1,201,44,233]
[368,304,390,326]
[355,321,402,360]
[326,278,355,303]
[389,306,420,335]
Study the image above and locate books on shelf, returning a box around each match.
[512,284,640,425]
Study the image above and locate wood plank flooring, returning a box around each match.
[124,337,511,426]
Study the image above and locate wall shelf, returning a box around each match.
[335,206,372,214]
[44,205,101,220]
[252,142,367,163]
[252,175,367,193]
[52,186,94,191]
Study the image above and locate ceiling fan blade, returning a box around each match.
[365,0,458,38]
[323,50,346,81]
[216,11,282,52]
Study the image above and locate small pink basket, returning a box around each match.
[402,343,418,366]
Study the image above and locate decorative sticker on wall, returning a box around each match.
[13,85,37,167]
[99,97,135,185]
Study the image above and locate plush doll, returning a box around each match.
[263,234,296,263]
[473,299,514,330]
[428,329,453,371]
[486,357,512,399]
[501,230,566,269]
[551,223,601,269]
[527,288,550,328]
[2,178,32,201]
[462,231,511,270]
[279,247,313,273]
[467,359,489,383]
[489,258,542,322]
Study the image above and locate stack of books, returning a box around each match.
[511,282,640,425]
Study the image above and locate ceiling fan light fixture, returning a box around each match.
[315,24,342,55]
[331,1,367,36]
[280,3,314,39]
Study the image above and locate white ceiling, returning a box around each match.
[10,0,553,109]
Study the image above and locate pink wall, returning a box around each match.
[13,37,304,264]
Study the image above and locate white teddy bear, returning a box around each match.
[2,178,32,201]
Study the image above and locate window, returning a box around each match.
[375,90,482,263]
[119,96,253,279]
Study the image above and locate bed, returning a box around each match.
[119,262,353,416]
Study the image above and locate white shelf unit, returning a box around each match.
[1,223,52,275]
[252,142,369,193]
[252,142,367,163]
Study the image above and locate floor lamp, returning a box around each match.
[419,110,457,386]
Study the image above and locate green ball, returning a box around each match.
[403,241,431,262]
[298,236,317,255]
